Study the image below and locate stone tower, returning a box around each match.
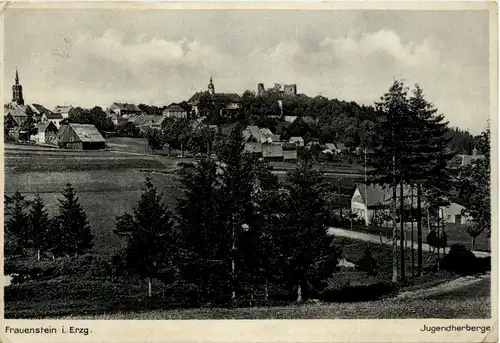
[208,76,215,95]
[12,69,24,105]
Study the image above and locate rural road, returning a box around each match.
[327,227,491,258]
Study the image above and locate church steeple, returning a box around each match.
[12,68,24,105]
[208,76,215,95]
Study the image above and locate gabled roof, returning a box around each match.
[355,183,415,208]
[244,142,263,154]
[111,103,141,112]
[53,106,73,115]
[35,121,58,133]
[325,143,337,151]
[30,104,53,116]
[165,104,186,112]
[4,102,29,117]
[289,136,304,143]
[61,123,106,143]
[188,91,241,104]
[336,143,347,150]
[263,144,283,158]
[129,115,153,126]
[43,111,63,120]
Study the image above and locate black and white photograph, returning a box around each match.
[1,2,496,336]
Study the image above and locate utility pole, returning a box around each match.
[392,154,398,283]
[338,177,343,219]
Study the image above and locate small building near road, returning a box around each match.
[57,123,106,150]
[31,122,58,144]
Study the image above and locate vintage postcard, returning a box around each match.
[1,1,498,343]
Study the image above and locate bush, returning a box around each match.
[441,244,480,275]
[356,248,378,276]
[319,282,398,302]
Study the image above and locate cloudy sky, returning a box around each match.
[4,8,491,133]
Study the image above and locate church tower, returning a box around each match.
[12,69,24,105]
[208,76,215,95]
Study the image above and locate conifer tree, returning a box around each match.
[5,192,30,256]
[28,194,51,260]
[175,158,229,304]
[276,162,340,302]
[56,184,93,256]
[115,176,176,297]
[370,80,410,283]
[408,85,453,276]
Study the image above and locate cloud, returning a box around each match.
[6,27,489,133]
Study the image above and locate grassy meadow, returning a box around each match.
[5,145,183,255]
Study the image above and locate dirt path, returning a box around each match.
[327,227,490,258]
[396,273,490,300]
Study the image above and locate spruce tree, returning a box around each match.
[408,85,453,276]
[115,176,176,297]
[5,192,30,256]
[175,158,229,304]
[370,80,411,283]
[276,162,340,302]
[56,184,93,256]
[28,194,51,260]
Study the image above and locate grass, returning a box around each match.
[6,169,183,255]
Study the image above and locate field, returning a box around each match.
[5,144,183,255]
[5,274,490,319]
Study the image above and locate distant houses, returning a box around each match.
[53,105,73,119]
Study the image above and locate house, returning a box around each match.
[262,144,284,162]
[351,183,415,225]
[107,110,129,126]
[163,104,188,119]
[53,105,73,119]
[459,148,485,166]
[335,142,347,154]
[188,77,241,116]
[141,115,168,130]
[243,125,279,144]
[57,123,106,150]
[282,143,298,162]
[29,104,53,122]
[4,102,29,127]
[439,202,472,225]
[31,122,58,144]
[283,115,298,123]
[244,142,263,155]
[289,136,304,147]
[41,111,64,129]
[325,143,337,152]
[109,103,142,117]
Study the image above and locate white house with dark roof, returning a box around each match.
[41,111,64,129]
[31,121,58,144]
[163,103,188,119]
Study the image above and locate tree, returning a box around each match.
[370,80,411,283]
[20,113,37,141]
[115,176,176,297]
[28,194,51,260]
[146,129,164,150]
[408,85,453,276]
[56,184,93,256]
[276,162,340,302]
[175,158,229,305]
[5,192,30,256]
[456,126,490,239]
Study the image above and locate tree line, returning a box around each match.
[5,184,93,262]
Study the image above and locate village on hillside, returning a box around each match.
[4,68,492,320]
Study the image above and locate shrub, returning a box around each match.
[356,248,378,276]
[319,282,398,302]
[441,244,478,275]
